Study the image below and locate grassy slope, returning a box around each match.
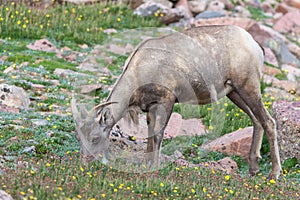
[0,2,299,199]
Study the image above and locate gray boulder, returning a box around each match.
[0,84,30,110]
[0,190,14,200]
[272,100,300,163]
[195,10,226,19]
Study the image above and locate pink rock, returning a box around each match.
[275,3,297,14]
[32,84,46,91]
[80,84,102,94]
[64,54,77,62]
[0,190,13,200]
[0,104,19,113]
[116,112,206,139]
[26,39,58,52]
[165,153,238,173]
[194,17,256,30]
[272,80,299,92]
[165,113,206,138]
[262,74,280,85]
[206,0,225,11]
[282,64,300,77]
[273,100,300,162]
[247,22,286,46]
[285,0,300,9]
[273,10,300,34]
[201,126,253,158]
[199,157,238,173]
[262,65,281,76]
[79,44,89,49]
[176,0,193,18]
[287,43,300,60]
[264,48,279,67]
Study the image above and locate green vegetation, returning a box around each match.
[0,2,161,45]
[1,154,299,199]
[0,2,299,200]
[248,6,271,21]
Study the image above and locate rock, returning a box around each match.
[199,157,238,173]
[206,0,225,11]
[0,84,30,110]
[123,0,144,9]
[152,0,173,8]
[64,54,77,62]
[232,6,251,18]
[108,44,130,55]
[195,10,226,19]
[264,38,300,67]
[201,127,253,158]
[274,3,297,15]
[22,146,36,154]
[282,64,300,77]
[79,44,89,49]
[116,112,206,139]
[287,43,300,61]
[272,101,300,163]
[272,80,299,93]
[134,1,169,17]
[286,72,296,82]
[53,68,89,78]
[285,0,300,9]
[245,22,300,67]
[80,84,102,94]
[164,113,206,138]
[273,10,300,34]
[247,22,286,46]
[264,87,295,100]
[0,190,14,200]
[103,28,118,35]
[164,152,238,173]
[31,119,48,126]
[188,0,208,14]
[50,80,60,86]
[0,104,19,113]
[194,17,256,30]
[31,84,46,92]
[262,74,280,85]
[264,48,279,67]
[26,39,58,52]
[176,0,193,18]
[262,65,281,76]
[161,7,189,24]
[261,2,275,14]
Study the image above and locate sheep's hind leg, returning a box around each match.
[233,84,282,180]
[227,91,264,176]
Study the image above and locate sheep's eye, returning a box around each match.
[91,136,100,144]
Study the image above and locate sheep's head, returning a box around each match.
[71,99,114,164]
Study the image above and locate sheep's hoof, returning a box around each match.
[267,172,280,181]
[249,169,259,177]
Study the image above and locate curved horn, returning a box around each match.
[94,101,118,110]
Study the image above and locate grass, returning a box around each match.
[0,2,299,200]
[1,153,299,200]
[0,2,161,45]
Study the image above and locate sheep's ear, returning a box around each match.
[71,98,82,125]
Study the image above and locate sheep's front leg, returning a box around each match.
[146,102,174,167]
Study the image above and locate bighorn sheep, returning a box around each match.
[72,25,282,180]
